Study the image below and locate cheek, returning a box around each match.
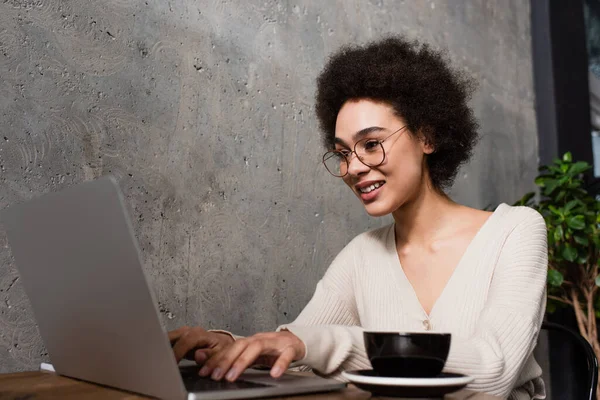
[384,152,424,182]
[383,138,424,173]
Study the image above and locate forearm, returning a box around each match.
[443,311,540,397]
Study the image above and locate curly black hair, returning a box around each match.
[315,36,479,190]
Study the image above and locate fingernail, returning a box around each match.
[212,368,223,380]
[225,368,237,381]
[199,366,210,376]
[271,366,282,377]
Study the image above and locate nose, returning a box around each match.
[346,153,370,177]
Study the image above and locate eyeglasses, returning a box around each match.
[322,126,407,177]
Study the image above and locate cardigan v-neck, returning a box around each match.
[389,204,505,319]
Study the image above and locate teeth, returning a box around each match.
[360,182,384,193]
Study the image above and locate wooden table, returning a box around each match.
[0,371,503,399]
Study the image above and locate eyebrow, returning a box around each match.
[334,126,386,147]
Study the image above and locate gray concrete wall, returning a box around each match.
[0,0,537,372]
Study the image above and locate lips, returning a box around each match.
[356,181,385,202]
[358,181,385,194]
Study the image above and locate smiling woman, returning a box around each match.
[169,36,548,400]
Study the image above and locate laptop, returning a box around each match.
[0,176,346,400]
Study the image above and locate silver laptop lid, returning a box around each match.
[0,176,186,400]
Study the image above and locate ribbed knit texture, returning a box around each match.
[276,204,547,399]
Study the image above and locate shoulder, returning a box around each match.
[492,204,548,267]
[495,203,546,233]
[488,205,548,288]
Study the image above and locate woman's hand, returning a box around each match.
[168,326,235,365]
[198,330,306,382]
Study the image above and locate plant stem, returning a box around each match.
[570,289,589,341]
[547,295,572,306]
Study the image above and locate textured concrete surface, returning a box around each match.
[0,0,537,372]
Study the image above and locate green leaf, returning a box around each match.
[585,210,596,218]
[553,225,564,242]
[535,176,547,187]
[548,165,563,174]
[574,235,589,246]
[543,180,560,195]
[548,270,564,287]
[562,246,578,262]
[548,205,562,216]
[564,200,579,214]
[595,275,600,287]
[547,301,557,314]
[558,176,570,186]
[567,215,586,230]
[578,255,590,264]
[563,152,572,162]
[569,161,591,175]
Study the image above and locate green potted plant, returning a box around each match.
[515,152,600,391]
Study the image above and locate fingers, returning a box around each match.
[172,328,212,363]
[270,346,295,378]
[168,326,190,344]
[196,332,302,382]
[224,341,265,381]
[194,349,211,364]
[199,338,251,380]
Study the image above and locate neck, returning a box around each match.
[391,178,460,246]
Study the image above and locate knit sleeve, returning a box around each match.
[443,208,548,397]
[276,236,372,376]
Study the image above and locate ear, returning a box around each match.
[418,127,435,155]
[421,141,435,155]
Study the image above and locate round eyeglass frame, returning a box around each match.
[322,126,407,177]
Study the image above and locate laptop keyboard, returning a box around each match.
[180,366,272,392]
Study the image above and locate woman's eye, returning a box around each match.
[364,140,381,150]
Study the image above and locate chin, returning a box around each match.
[363,201,396,217]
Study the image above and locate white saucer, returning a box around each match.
[342,370,473,386]
[342,370,474,397]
